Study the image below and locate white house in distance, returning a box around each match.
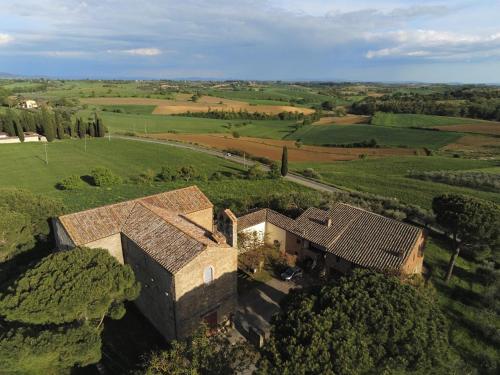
[0,132,47,144]
[19,99,38,109]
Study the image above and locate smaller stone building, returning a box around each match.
[238,203,425,275]
[54,186,238,340]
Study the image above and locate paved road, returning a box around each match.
[112,135,343,194]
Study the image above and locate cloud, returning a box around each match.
[0,33,13,45]
[121,48,162,56]
[366,30,500,60]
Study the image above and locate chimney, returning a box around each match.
[325,218,332,227]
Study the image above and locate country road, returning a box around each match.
[112,135,344,194]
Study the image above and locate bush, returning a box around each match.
[300,168,322,180]
[90,167,122,187]
[157,166,178,181]
[135,169,156,185]
[210,171,223,181]
[246,164,265,180]
[232,131,240,138]
[57,175,83,190]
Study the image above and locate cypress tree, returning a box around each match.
[41,108,56,142]
[88,120,96,137]
[280,146,288,176]
[14,120,24,142]
[3,109,16,136]
[96,116,105,137]
[54,112,64,139]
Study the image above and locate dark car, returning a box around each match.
[280,266,303,281]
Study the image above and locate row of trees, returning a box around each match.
[0,108,106,142]
[351,90,500,121]
[175,108,321,122]
[409,170,500,192]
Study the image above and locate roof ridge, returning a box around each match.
[138,201,212,246]
[59,185,207,220]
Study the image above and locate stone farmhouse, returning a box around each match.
[18,99,38,109]
[53,186,238,340]
[238,203,425,275]
[53,186,425,341]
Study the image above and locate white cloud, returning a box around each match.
[120,48,162,56]
[366,30,500,60]
[0,33,13,45]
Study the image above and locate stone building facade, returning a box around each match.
[54,186,238,341]
[238,203,425,276]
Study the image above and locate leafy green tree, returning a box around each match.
[256,270,454,375]
[90,166,122,187]
[177,165,197,182]
[158,165,178,181]
[0,208,33,262]
[246,164,265,180]
[142,326,255,375]
[0,247,140,324]
[432,194,500,282]
[268,162,281,179]
[280,146,288,176]
[0,188,65,238]
[0,324,101,374]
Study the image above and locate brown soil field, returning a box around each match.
[441,134,500,153]
[313,115,371,125]
[146,133,422,162]
[435,123,500,136]
[81,95,315,116]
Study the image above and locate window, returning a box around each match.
[203,266,214,285]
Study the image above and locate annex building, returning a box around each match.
[54,186,238,340]
[238,202,425,275]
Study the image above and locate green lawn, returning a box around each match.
[292,156,500,208]
[371,112,488,128]
[424,238,500,372]
[78,110,298,138]
[0,138,305,212]
[287,123,462,149]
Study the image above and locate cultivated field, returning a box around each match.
[81,94,315,115]
[291,156,500,208]
[147,133,422,162]
[371,112,486,128]
[288,123,462,148]
[313,115,371,125]
[435,123,500,136]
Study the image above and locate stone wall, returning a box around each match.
[85,233,124,264]
[122,235,177,340]
[264,223,287,251]
[185,207,213,231]
[174,244,238,339]
[401,233,425,274]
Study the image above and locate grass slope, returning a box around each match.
[292,156,500,208]
[0,138,304,212]
[288,124,461,148]
[371,112,487,128]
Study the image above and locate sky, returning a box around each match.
[1,0,500,82]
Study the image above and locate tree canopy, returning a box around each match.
[256,269,454,375]
[0,247,140,324]
[432,194,500,281]
[0,247,140,373]
[142,326,255,375]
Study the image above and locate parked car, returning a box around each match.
[280,266,303,281]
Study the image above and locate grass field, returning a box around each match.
[0,138,307,212]
[288,123,462,148]
[80,110,297,137]
[371,112,486,128]
[291,156,500,208]
[100,105,156,115]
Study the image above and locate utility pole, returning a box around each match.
[108,131,111,142]
[44,142,48,164]
[84,135,87,152]
[243,152,246,170]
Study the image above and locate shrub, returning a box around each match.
[177,165,198,182]
[157,166,178,181]
[90,167,122,187]
[210,172,223,181]
[246,164,265,180]
[300,168,322,180]
[232,131,240,138]
[135,169,156,185]
[57,175,83,190]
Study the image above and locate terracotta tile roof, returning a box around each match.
[238,203,422,271]
[122,203,223,273]
[294,203,422,271]
[59,186,213,245]
[238,208,296,231]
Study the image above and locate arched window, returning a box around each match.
[203,266,214,285]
